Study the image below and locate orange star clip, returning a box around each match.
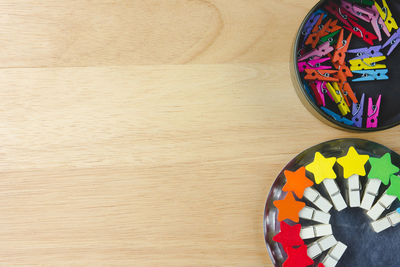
[273,192,305,222]
[283,167,314,199]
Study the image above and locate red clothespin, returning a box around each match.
[318,264,325,267]
[325,1,357,29]
[325,1,377,45]
[332,29,352,66]
[344,17,378,45]
[304,69,339,82]
[306,18,342,48]
[310,82,324,106]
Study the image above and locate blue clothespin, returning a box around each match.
[397,208,400,214]
[321,106,354,126]
[347,45,383,60]
[302,10,327,40]
[382,28,400,56]
[352,69,389,82]
[303,82,315,103]
[352,93,365,128]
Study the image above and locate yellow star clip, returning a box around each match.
[337,146,369,179]
[306,152,337,184]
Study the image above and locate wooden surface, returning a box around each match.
[2,0,400,266]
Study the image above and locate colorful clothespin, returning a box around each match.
[298,41,334,61]
[345,17,378,45]
[347,0,374,6]
[347,45,383,60]
[326,82,350,116]
[325,1,377,45]
[302,10,328,41]
[303,82,316,103]
[375,0,398,33]
[342,0,389,41]
[316,80,334,102]
[306,19,342,48]
[321,106,354,126]
[352,69,389,82]
[349,56,387,71]
[310,82,324,106]
[382,28,400,55]
[305,14,325,48]
[304,69,339,82]
[319,30,340,46]
[298,57,331,72]
[333,63,357,105]
[325,1,357,29]
[352,93,365,127]
[366,94,381,128]
[332,29,352,66]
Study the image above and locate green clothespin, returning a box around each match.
[318,30,340,46]
[347,0,374,6]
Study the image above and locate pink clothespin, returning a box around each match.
[366,95,381,128]
[298,42,334,61]
[316,81,335,103]
[298,58,332,72]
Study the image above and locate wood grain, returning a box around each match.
[0,0,399,266]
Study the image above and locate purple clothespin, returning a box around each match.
[366,94,381,128]
[341,0,371,22]
[298,42,334,61]
[347,45,383,60]
[352,93,365,127]
[383,28,400,56]
[297,57,332,72]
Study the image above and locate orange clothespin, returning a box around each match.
[304,69,339,82]
[333,63,357,105]
[305,14,324,48]
[332,30,352,66]
[306,18,342,48]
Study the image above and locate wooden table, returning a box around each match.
[2,0,400,266]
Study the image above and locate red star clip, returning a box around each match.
[272,221,304,251]
[283,244,314,267]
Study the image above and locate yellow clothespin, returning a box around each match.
[326,82,350,116]
[375,0,398,32]
[349,56,387,71]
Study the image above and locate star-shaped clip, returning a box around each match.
[283,244,314,267]
[272,221,304,251]
[306,152,337,184]
[273,192,305,222]
[337,146,369,178]
[387,175,400,201]
[368,153,399,185]
[283,167,314,199]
